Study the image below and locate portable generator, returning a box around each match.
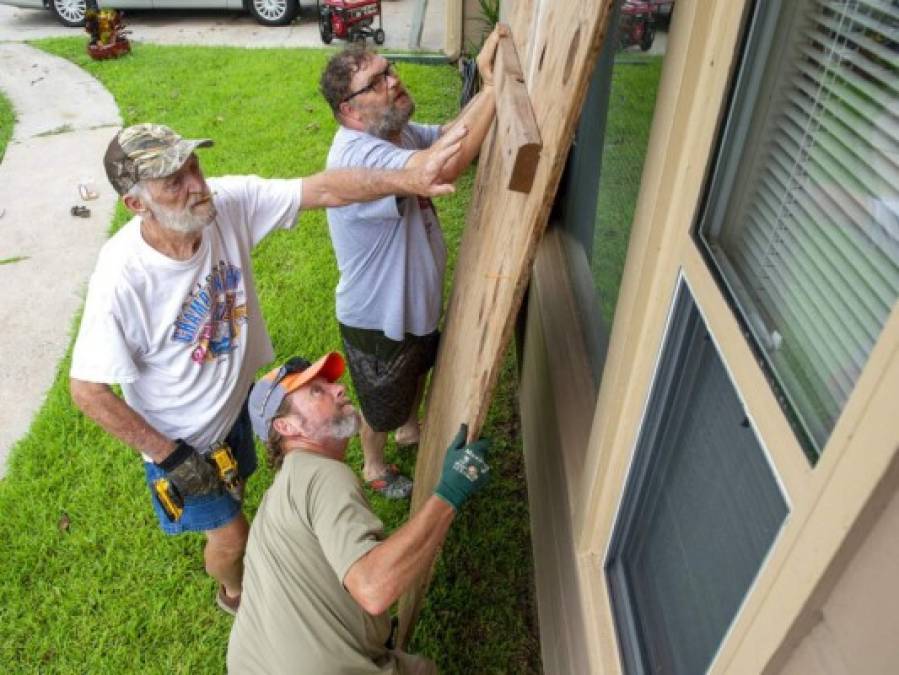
[317,0,385,45]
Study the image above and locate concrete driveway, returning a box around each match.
[0,0,445,50]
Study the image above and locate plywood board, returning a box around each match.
[397,0,616,646]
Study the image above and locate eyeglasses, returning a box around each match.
[342,61,397,104]
[258,356,311,421]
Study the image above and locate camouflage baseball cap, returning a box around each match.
[103,123,213,195]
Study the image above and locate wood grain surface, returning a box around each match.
[397,0,616,646]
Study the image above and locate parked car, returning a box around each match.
[0,0,303,27]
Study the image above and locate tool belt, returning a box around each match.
[153,442,242,522]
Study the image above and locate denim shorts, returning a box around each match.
[143,396,258,535]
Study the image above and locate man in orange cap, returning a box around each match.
[228,353,491,674]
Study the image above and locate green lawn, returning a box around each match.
[0,39,539,674]
[594,56,663,328]
[0,90,14,163]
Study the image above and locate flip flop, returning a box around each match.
[366,464,413,500]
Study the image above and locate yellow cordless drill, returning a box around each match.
[207,442,243,501]
[153,442,242,522]
[154,477,184,522]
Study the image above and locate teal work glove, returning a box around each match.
[434,424,491,511]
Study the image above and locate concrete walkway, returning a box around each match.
[0,43,120,477]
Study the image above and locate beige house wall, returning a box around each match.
[440,0,497,56]
[519,0,899,672]
[777,481,899,675]
[441,0,486,57]
[462,0,488,51]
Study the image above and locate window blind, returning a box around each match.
[704,0,898,451]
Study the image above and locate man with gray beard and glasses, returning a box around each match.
[228,353,491,674]
[68,122,466,615]
[319,25,507,501]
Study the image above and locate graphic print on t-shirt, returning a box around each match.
[171,260,248,364]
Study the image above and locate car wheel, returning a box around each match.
[49,0,86,28]
[249,0,298,26]
[640,25,655,51]
[318,7,333,43]
[373,28,385,45]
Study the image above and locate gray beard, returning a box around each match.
[150,199,216,234]
[314,409,361,442]
[366,101,415,139]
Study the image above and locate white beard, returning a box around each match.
[149,197,216,234]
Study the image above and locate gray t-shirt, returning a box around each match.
[227,451,396,674]
[326,124,446,341]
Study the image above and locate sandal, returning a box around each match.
[216,585,241,617]
[366,464,413,500]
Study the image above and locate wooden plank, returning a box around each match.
[495,33,542,193]
[397,0,617,647]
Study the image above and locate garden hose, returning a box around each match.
[459,57,480,110]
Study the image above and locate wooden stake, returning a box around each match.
[495,33,542,193]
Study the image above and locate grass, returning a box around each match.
[0,39,540,673]
[0,89,14,163]
[594,55,663,328]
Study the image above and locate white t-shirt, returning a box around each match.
[70,176,302,458]
[326,124,446,341]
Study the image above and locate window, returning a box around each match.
[697,0,899,457]
[556,0,665,386]
[606,285,789,675]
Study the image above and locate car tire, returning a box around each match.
[373,28,385,45]
[318,7,333,43]
[49,0,86,28]
[248,0,298,26]
[640,25,655,51]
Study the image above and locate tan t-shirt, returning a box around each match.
[227,451,395,674]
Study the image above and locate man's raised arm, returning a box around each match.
[300,124,468,209]
[343,425,491,615]
[406,23,508,184]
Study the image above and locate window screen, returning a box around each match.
[698,0,899,457]
[606,286,789,675]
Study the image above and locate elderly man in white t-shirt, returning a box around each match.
[319,25,508,499]
[68,122,464,614]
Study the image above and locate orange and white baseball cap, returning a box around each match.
[249,352,345,440]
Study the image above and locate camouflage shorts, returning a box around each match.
[339,323,439,433]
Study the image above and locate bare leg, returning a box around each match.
[395,375,427,446]
[204,512,249,600]
[361,417,389,482]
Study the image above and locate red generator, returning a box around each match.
[619,1,656,51]
[317,0,385,45]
